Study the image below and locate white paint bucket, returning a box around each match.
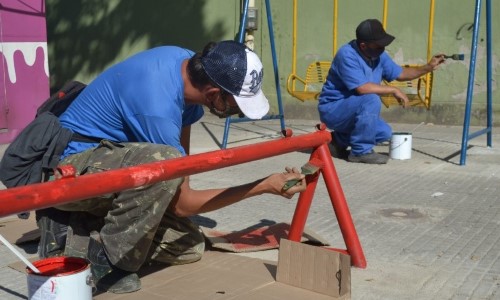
[26,256,93,300]
[390,132,412,160]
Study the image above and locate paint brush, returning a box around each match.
[282,159,323,191]
[0,234,41,273]
[444,54,464,61]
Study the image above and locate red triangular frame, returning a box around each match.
[287,143,367,268]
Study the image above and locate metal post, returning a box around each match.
[221,0,286,148]
[265,0,285,130]
[459,0,493,165]
[289,141,367,268]
[460,0,482,166]
[486,0,492,147]
[288,153,321,242]
[317,143,366,268]
[0,130,330,216]
[221,0,251,149]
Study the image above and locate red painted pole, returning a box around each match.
[0,130,331,218]
[317,143,367,268]
[0,126,366,268]
[288,150,321,241]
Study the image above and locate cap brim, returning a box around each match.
[374,34,395,47]
[233,89,270,119]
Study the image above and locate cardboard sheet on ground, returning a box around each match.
[0,213,40,244]
[0,216,329,253]
[201,222,330,252]
[10,241,350,299]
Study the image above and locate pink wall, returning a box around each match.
[0,0,49,144]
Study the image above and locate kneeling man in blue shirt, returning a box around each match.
[318,19,445,164]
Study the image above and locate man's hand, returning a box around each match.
[393,87,410,108]
[265,167,306,199]
[428,54,446,71]
[398,53,446,82]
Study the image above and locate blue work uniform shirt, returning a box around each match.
[318,40,402,104]
[59,46,204,158]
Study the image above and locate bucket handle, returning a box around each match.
[87,275,97,294]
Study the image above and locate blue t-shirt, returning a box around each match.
[318,40,403,104]
[59,46,204,157]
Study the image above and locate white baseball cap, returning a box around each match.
[200,41,270,119]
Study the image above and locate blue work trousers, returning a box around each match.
[318,94,392,155]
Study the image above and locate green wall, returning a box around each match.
[46,0,499,126]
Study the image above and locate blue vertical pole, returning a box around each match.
[237,0,250,43]
[222,0,250,149]
[486,0,492,147]
[265,0,286,131]
[459,0,482,166]
[222,0,286,149]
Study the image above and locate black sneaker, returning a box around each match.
[88,232,141,294]
[36,208,71,258]
[348,151,389,164]
[96,268,141,294]
[329,132,349,159]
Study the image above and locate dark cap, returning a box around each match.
[356,19,395,47]
[200,40,269,119]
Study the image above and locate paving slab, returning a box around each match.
[0,114,499,299]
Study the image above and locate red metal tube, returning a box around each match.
[0,130,331,217]
[317,143,367,268]
[0,127,366,268]
[288,149,321,241]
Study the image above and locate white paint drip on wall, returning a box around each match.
[0,42,49,83]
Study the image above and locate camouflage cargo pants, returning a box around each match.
[55,141,205,272]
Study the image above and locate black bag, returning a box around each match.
[37,80,87,117]
[0,81,88,188]
[0,81,92,243]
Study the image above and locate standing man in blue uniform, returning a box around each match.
[318,19,445,164]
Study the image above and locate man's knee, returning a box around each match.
[379,125,392,142]
[359,94,382,113]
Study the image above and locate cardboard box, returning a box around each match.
[277,239,351,299]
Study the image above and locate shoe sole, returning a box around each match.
[347,156,388,164]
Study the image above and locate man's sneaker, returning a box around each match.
[348,151,389,164]
[36,208,71,258]
[88,232,141,294]
[329,132,349,159]
[95,268,141,294]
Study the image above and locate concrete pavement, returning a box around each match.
[0,114,499,299]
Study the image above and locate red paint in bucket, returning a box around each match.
[26,256,93,300]
[27,257,89,276]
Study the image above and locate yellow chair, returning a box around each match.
[381,0,435,110]
[287,0,337,102]
[288,0,436,110]
[287,61,331,102]
[380,65,433,109]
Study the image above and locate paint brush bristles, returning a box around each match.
[444,54,464,61]
[282,159,323,191]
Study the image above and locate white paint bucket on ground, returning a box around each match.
[26,256,93,300]
[390,132,412,160]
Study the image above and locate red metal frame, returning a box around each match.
[0,125,366,268]
[288,142,366,268]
